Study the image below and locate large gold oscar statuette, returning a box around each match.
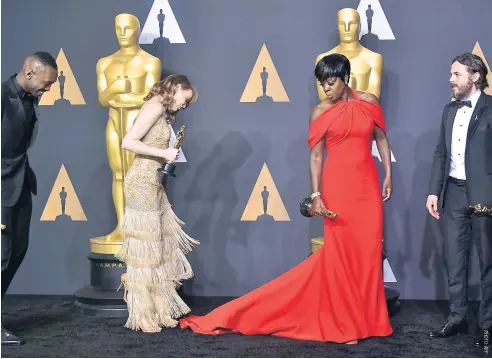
[74,13,162,316]
[157,125,185,185]
[91,13,162,255]
[315,8,383,100]
[470,204,492,217]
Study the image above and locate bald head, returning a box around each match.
[19,52,58,97]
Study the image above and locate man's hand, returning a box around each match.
[426,195,440,220]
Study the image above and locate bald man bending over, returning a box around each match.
[1,52,57,346]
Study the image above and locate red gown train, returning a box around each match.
[179,90,393,343]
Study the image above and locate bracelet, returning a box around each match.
[310,192,321,200]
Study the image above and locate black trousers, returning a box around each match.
[442,177,492,328]
[1,186,32,298]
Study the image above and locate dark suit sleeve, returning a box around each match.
[487,114,492,175]
[428,106,448,196]
[1,82,6,122]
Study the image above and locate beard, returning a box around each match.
[452,79,473,100]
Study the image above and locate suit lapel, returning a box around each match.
[7,77,41,149]
[467,92,488,141]
[29,99,40,148]
[445,105,458,153]
[8,78,28,125]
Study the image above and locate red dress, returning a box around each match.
[179,90,393,343]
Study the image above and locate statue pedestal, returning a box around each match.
[73,253,127,317]
[310,236,400,314]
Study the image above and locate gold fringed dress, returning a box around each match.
[115,115,199,331]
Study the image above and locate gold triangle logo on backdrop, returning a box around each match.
[240,44,290,103]
[40,165,87,221]
[39,48,86,106]
[472,41,492,96]
[241,163,290,221]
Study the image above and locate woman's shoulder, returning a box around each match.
[310,101,333,123]
[141,98,165,117]
[356,91,380,105]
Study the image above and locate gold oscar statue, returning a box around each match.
[470,204,492,217]
[173,126,186,149]
[315,8,383,100]
[91,13,162,255]
[157,125,186,180]
[300,197,337,219]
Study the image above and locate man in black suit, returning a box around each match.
[426,53,492,348]
[1,52,58,345]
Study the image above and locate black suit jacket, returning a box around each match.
[1,76,39,207]
[429,92,492,210]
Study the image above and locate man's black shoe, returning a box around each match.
[1,327,23,346]
[428,320,468,338]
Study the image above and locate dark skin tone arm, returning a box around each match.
[309,103,331,214]
[358,91,392,201]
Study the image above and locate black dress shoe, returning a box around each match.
[428,320,468,338]
[474,328,491,346]
[1,327,23,346]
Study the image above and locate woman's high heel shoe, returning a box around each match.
[117,273,128,302]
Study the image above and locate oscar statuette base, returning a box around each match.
[310,236,400,315]
[73,251,128,318]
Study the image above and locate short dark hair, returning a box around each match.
[31,51,58,71]
[315,54,351,84]
[452,52,489,90]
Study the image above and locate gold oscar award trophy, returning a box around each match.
[91,13,162,255]
[157,125,186,186]
[315,8,383,101]
[313,8,399,312]
[470,204,492,217]
[74,13,162,316]
[299,197,337,219]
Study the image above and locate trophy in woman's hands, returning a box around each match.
[300,197,337,219]
[157,125,186,186]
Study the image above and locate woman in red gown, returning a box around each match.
[180,54,394,344]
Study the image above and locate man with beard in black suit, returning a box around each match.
[427,53,492,352]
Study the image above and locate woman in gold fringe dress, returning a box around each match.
[115,74,199,332]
